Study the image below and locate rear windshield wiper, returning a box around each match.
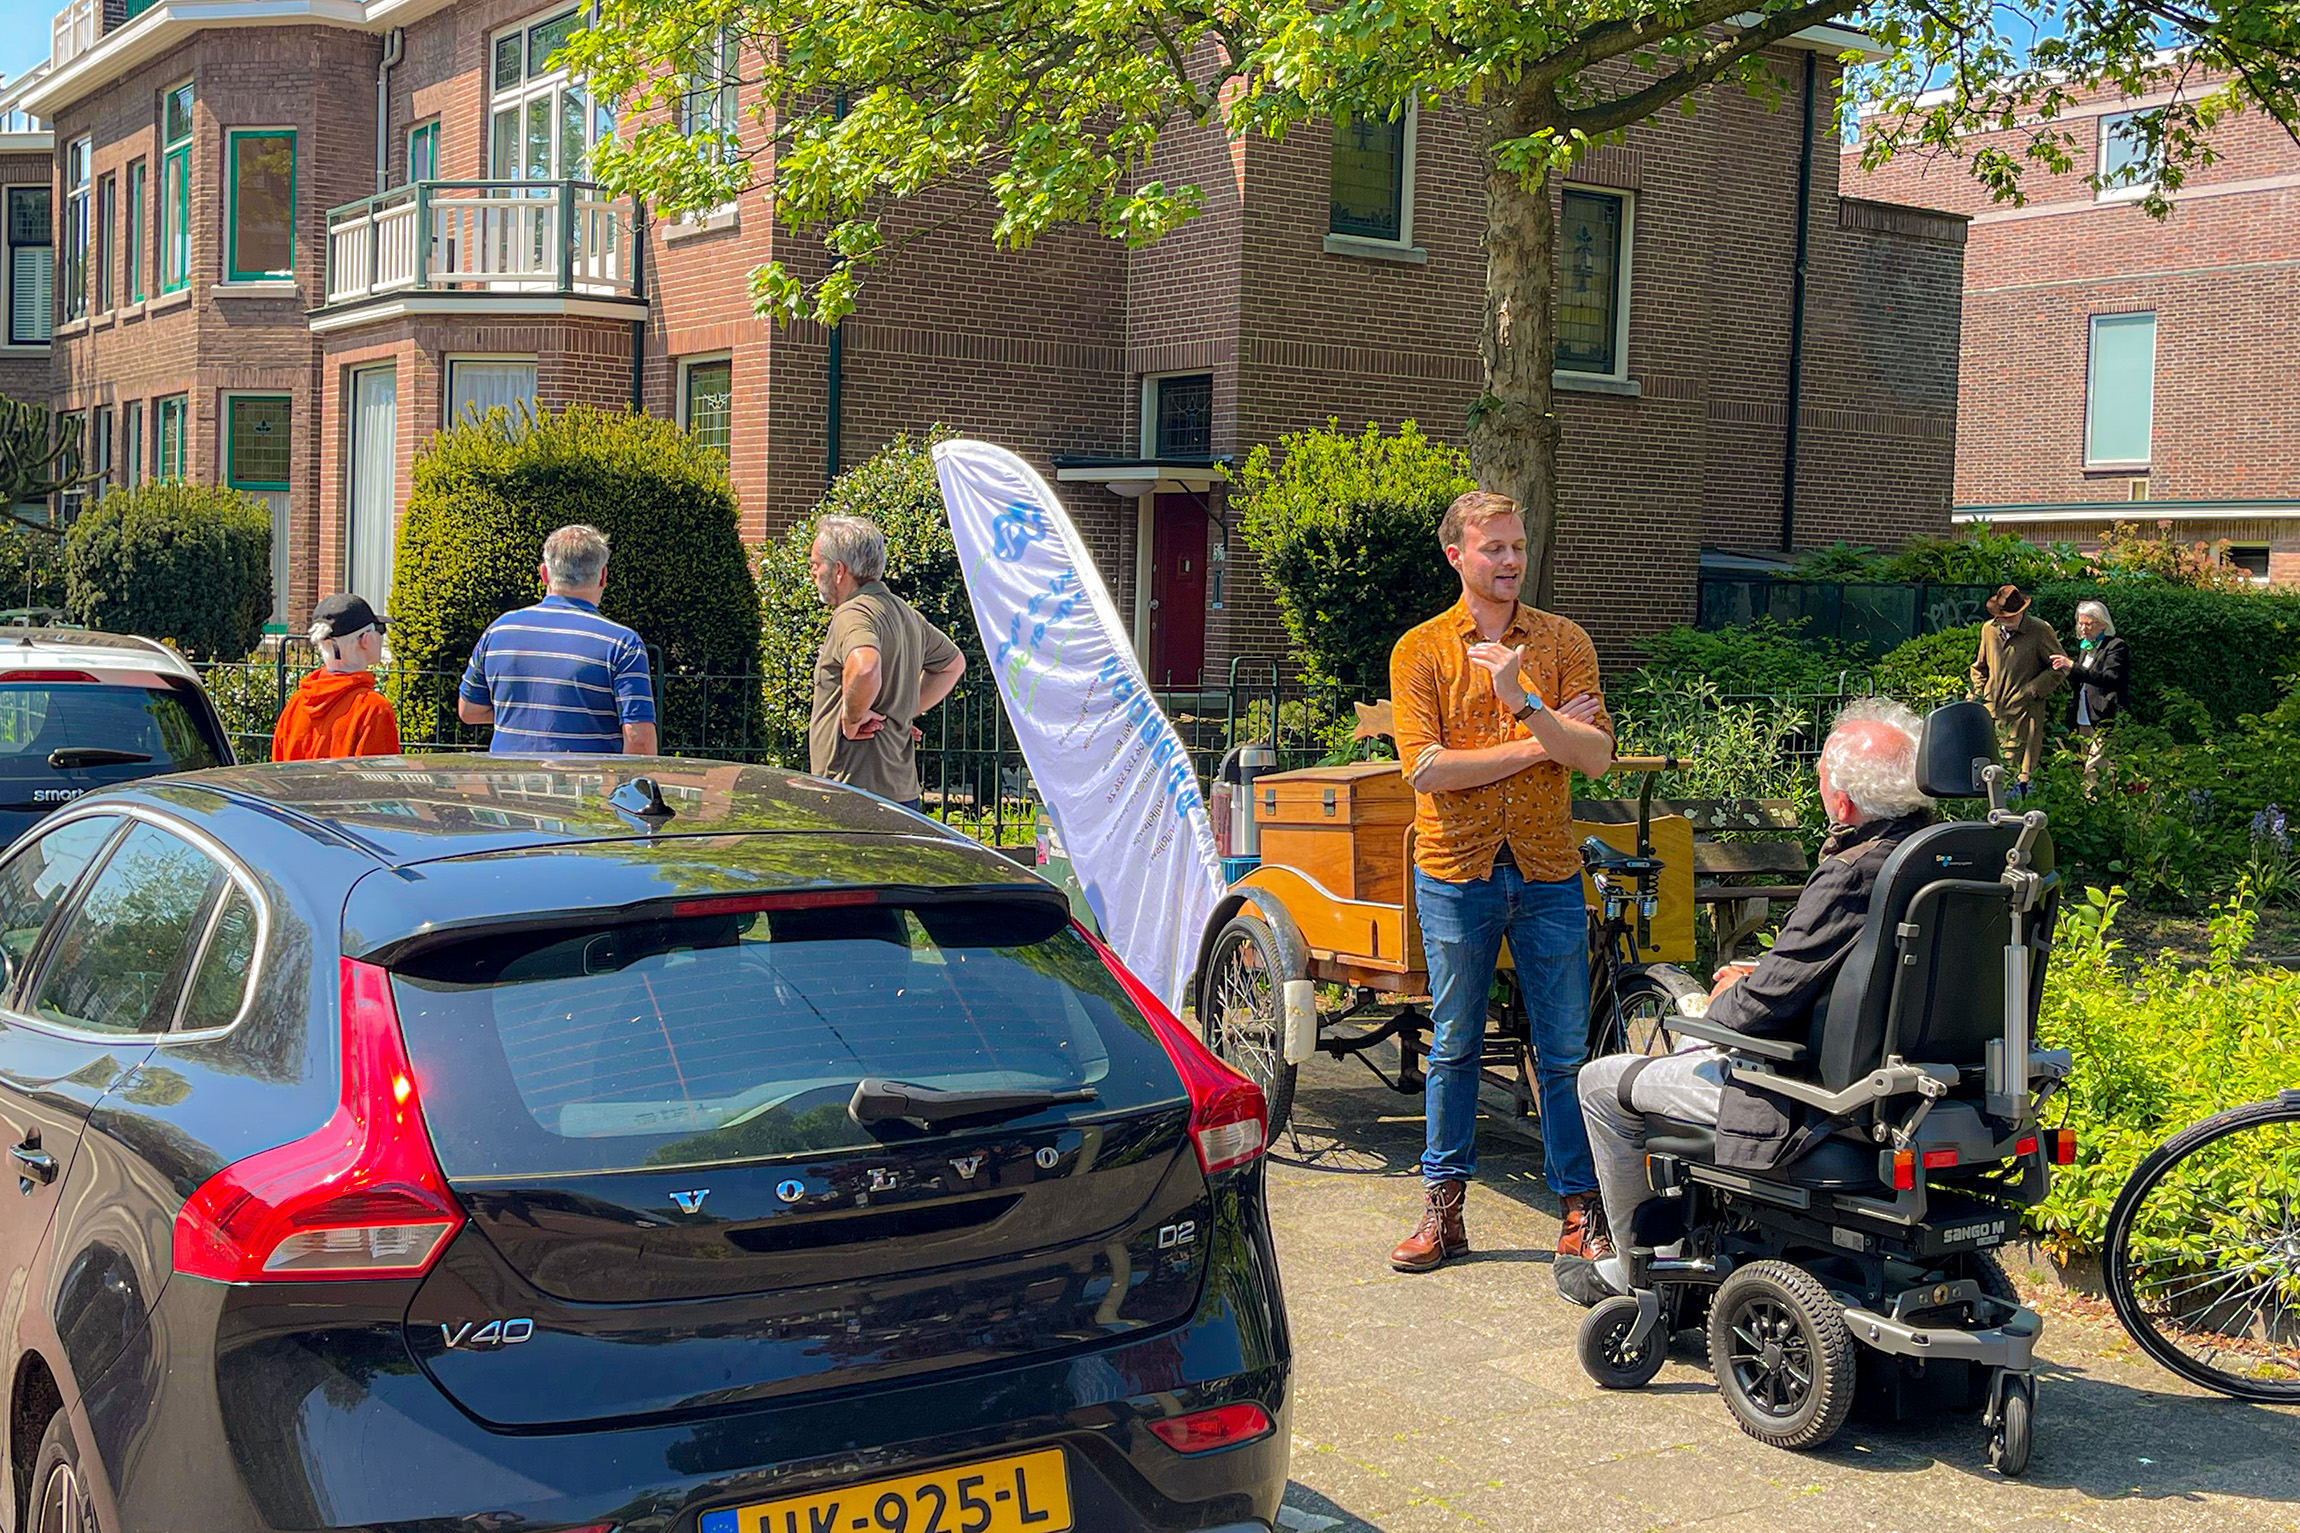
[849,1077,1095,1130]
[49,747,153,770]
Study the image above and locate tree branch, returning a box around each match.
[1536,0,1781,84]
[1561,0,1860,136]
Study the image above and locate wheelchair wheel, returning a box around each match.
[1578,1294,1667,1390]
[1199,912,1300,1143]
[2103,1091,2300,1403]
[1989,1374,2034,1477]
[1709,1261,1857,1451]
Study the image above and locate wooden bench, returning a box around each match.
[1571,797,1810,963]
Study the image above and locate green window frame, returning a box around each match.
[160,82,192,294]
[225,129,295,282]
[408,121,438,183]
[121,400,142,488]
[681,357,732,459]
[124,161,145,303]
[155,394,186,480]
[224,395,291,490]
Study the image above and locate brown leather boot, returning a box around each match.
[1557,1192,1607,1260]
[1390,1180,1469,1273]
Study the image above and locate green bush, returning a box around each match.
[1621,620,1864,700]
[62,482,272,659]
[0,523,65,613]
[1235,420,1473,694]
[755,430,981,767]
[1873,622,1984,712]
[2032,885,2300,1257]
[391,404,759,747]
[2030,582,2300,736]
[1608,680,1823,830]
[1790,527,2089,587]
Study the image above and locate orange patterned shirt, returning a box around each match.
[1389,598,1612,884]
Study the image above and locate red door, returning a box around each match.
[1148,495,1207,688]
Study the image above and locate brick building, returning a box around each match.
[1846,75,2300,584]
[10,0,1966,679]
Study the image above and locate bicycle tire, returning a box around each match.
[1198,912,1301,1144]
[2103,1089,2300,1403]
[1591,963,1701,1059]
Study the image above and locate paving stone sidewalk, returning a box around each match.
[1263,1053,2300,1533]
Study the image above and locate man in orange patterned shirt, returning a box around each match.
[1387,491,1616,1275]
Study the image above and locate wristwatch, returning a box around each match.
[1512,694,1546,723]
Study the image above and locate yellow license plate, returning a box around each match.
[712,1447,1073,1533]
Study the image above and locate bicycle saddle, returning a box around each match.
[1580,835,1660,873]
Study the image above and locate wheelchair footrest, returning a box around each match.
[1843,1301,2041,1373]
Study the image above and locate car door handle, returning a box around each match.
[11,1139,57,1191]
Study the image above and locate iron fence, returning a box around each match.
[1698,576,1996,656]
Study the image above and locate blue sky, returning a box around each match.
[2,0,56,94]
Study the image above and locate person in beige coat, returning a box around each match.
[1969,584,2067,795]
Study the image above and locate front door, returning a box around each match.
[1148,495,1206,689]
[347,367,399,604]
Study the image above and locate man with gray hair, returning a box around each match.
[1565,697,1936,1302]
[808,514,965,809]
[458,524,658,755]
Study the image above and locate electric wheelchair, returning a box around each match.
[1574,701,2075,1477]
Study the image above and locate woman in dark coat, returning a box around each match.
[2051,599,2129,792]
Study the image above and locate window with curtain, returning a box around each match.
[156,393,187,480]
[1556,188,1628,377]
[349,368,399,603]
[121,400,142,487]
[124,161,145,303]
[63,139,89,322]
[1329,113,1407,242]
[6,187,52,344]
[227,131,295,281]
[682,358,732,459]
[447,359,538,422]
[2085,313,2156,466]
[161,82,192,293]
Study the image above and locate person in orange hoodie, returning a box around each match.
[272,593,404,762]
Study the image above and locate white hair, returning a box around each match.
[813,515,887,584]
[1820,696,1933,821]
[2076,600,2115,636]
[543,524,611,587]
[306,619,371,666]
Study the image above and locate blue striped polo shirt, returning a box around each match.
[459,595,656,754]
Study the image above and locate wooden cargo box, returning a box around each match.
[1253,760,1414,903]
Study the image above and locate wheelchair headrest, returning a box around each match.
[1915,701,1999,798]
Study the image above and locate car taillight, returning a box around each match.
[172,958,463,1283]
[1078,924,1267,1174]
[1147,1402,1273,1454]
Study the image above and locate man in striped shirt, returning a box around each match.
[457,524,659,755]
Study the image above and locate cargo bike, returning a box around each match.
[1191,739,1707,1147]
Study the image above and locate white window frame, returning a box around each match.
[63,136,90,323]
[1554,183,1635,385]
[1138,371,1215,460]
[2083,311,2156,469]
[444,354,540,426]
[1323,102,1422,263]
[2096,110,2158,203]
[677,351,734,450]
[486,4,609,184]
[3,183,54,350]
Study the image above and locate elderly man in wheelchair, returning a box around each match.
[1567,697,2075,1477]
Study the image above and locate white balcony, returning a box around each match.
[50,0,96,70]
[323,180,640,313]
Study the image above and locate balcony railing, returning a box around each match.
[324,180,639,307]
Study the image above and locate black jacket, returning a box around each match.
[1710,811,1931,1170]
[2064,635,2130,727]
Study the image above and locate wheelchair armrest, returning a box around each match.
[1670,1015,1808,1064]
[1727,1059,1961,1117]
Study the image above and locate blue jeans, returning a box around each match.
[1413,865,1598,1196]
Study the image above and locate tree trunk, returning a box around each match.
[1467,88,1565,610]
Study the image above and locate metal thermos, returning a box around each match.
[1230,741,1276,857]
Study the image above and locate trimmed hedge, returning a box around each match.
[390,404,759,744]
[0,523,65,613]
[63,482,272,659]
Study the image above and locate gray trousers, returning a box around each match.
[1577,1045,1731,1242]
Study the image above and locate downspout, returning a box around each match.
[629,203,647,410]
[374,28,404,195]
[1780,46,1817,552]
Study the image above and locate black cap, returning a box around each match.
[311,593,387,640]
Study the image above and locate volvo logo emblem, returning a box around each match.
[668,1189,710,1214]
[949,1154,987,1180]
[1035,1146,1061,1170]
[775,1179,807,1204]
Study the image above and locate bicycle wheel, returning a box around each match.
[1590,963,1701,1059]
[1198,912,1301,1143]
[2103,1090,2300,1402]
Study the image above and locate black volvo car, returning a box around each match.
[0,759,1287,1533]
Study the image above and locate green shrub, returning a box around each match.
[1621,620,1863,700]
[1608,680,1823,830]
[61,482,272,659]
[1789,527,2089,588]
[2031,885,2300,1257]
[1235,420,1473,694]
[391,404,759,747]
[2031,582,2300,736]
[756,430,981,767]
[0,522,65,613]
[1873,622,1984,712]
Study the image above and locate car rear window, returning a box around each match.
[388,898,1188,1177]
[0,683,221,779]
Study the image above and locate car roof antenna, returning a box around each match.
[611,776,676,829]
